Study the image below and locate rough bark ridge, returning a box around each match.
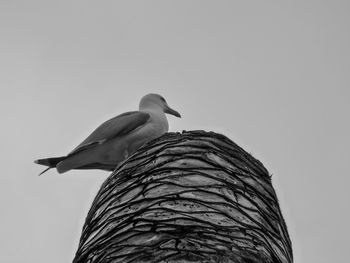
[73,131,293,263]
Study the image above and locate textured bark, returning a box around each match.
[73,131,293,263]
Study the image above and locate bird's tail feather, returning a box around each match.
[34,156,66,175]
[35,156,66,167]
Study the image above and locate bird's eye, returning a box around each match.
[160,97,166,102]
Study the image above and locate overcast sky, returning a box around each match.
[1,1,349,262]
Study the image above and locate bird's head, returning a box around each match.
[139,93,181,118]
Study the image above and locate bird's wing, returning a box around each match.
[69,111,150,155]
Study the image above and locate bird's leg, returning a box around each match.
[38,167,51,176]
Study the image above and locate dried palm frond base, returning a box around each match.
[73,130,293,263]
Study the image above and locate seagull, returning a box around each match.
[35,93,181,175]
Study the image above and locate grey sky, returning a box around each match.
[1,1,349,262]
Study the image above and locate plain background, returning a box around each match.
[1,1,349,262]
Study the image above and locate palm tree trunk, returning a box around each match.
[73,131,293,263]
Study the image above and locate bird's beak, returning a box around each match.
[164,104,181,118]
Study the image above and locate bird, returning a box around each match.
[34,93,181,175]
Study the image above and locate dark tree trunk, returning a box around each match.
[73,131,293,263]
